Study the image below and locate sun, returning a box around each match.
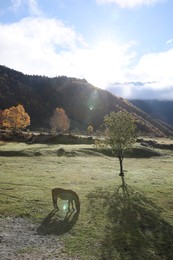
[79,38,128,89]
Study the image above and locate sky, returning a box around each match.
[0,0,173,99]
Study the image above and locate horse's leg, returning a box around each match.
[52,190,56,208]
[71,200,75,211]
[68,200,71,211]
[53,196,57,208]
[56,197,59,210]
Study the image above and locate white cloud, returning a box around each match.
[109,80,173,100]
[0,17,135,88]
[11,0,22,10]
[1,16,173,99]
[96,0,163,8]
[166,38,173,45]
[28,0,41,15]
[0,17,85,75]
[128,49,173,82]
[109,48,173,100]
[72,40,136,88]
[11,0,41,15]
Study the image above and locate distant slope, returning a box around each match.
[0,65,173,136]
[129,100,173,126]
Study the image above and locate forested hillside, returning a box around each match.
[0,65,173,136]
[129,99,173,126]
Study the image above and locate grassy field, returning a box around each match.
[1,140,173,259]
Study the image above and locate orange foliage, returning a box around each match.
[2,104,30,131]
[50,107,70,133]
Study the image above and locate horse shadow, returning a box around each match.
[87,176,173,259]
[37,208,80,236]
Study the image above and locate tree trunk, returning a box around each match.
[118,156,124,176]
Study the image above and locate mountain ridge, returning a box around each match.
[0,65,173,136]
[129,99,173,126]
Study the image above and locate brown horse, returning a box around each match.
[52,188,80,212]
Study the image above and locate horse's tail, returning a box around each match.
[74,192,80,212]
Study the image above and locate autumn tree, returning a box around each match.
[104,111,136,177]
[87,125,94,135]
[2,105,29,131]
[2,104,30,132]
[50,107,70,133]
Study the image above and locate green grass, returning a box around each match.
[1,140,173,259]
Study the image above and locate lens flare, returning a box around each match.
[89,105,94,111]
[63,203,68,210]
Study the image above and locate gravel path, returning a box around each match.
[0,217,73,260]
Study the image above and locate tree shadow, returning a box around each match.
[87,177,173,259]
[37,208,80,236]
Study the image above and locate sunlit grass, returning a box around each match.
[1,140,173,258]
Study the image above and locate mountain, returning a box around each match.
[0,65,173,136]
[129,100,173,126]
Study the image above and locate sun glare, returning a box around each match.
[81,39,130,89]
[63,202,68,210]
